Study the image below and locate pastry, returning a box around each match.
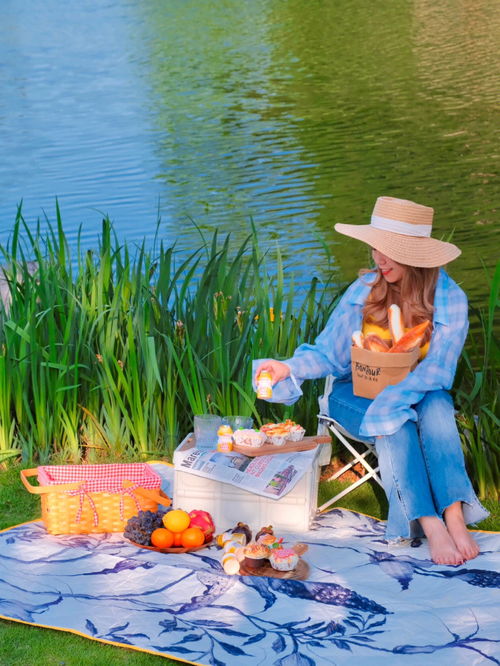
[255,524,274,542]
[390,320,430,353]
[232,429,267,448]
[260,420,305,444]
[258,533,278,548]
[243,542,269,569]
[363,334,390,353]
[269,548,299,571]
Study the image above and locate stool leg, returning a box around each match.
[316,419,383,512]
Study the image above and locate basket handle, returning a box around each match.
[20,468,83,494]
[122,480,172,507]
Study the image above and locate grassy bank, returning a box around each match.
[0,212,498,500]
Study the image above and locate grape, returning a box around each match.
[124,507,170,546]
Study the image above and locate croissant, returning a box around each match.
[388,304,405,344]
[363,334,391,353]
[389,320,431,353]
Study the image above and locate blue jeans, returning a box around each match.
[328,381,489,539]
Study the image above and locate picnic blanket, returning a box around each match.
[1,465,499,665]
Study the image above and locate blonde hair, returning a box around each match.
[361,264,439,340]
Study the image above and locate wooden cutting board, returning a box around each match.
[232,434,331,457]
[238,543,310,579]
[239,558,309,580]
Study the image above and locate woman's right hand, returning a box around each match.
[255,360,291,385]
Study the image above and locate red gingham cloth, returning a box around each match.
[37,463,161,492]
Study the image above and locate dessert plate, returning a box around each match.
[239,558,309,580]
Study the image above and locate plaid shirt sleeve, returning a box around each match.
[254,276,372,405]
[359,270,469,437]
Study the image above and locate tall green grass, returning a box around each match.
[0,213,338,465]
[0,211,497,499]
[454,261,499,500]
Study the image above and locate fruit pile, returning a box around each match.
[124,508,215,550]
[124,510,168,546]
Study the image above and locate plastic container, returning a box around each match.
[173,435,320,533]
[222,415,254,431]
[194,414,222,449]
[217,424,233,453]
[256,371,273,399]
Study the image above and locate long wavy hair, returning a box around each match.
[360,264,439,342]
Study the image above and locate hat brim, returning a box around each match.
[334,223,461,268]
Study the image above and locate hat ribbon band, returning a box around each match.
[371,215,432,238]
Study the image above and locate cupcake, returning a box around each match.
[255,524,274,541]
[243,541,270,569]
[233,429,267,448]
[258,533,278,549]
[287,423,305,441]
[269,548,299,571]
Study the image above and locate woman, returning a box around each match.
[255,196,488,566]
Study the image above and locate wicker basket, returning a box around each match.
[21,463,172,535]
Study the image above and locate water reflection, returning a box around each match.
[0,0,497,306]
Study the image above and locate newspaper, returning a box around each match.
[173,437,320,500]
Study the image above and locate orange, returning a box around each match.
[150,528,174,549]
[163,509,191,533]
[180,527,205,548]
[172,532,183,547]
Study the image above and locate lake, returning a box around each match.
[0,0,498,307]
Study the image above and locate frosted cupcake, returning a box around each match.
[258,533,278,549]
[232,429,267,448]
[243,542,269,569]
[269,548,299,571]
[287,423,305,441]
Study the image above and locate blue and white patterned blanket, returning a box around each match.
[1,467,499,665]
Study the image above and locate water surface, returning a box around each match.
[0,0,498,306]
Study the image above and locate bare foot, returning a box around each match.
[419,516,464,565]
[444,503,480,561]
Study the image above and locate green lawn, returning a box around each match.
[0,464,497,666]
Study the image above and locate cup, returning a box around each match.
[222,415,254,431]
[194,414,222,449]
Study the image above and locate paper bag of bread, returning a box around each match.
[351,305,430,398]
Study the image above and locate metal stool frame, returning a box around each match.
[316,376,383,512]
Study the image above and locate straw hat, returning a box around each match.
[334,197,461,268]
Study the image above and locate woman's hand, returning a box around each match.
[255,360,291,385]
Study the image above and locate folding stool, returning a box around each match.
[317,376,383,512]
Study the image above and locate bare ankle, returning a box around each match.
[443,501,464,524]
[443,503,480,561]
[418,516,464,566]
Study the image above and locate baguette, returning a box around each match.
[389,320,431,353]
[351,330,365,349]
[388,304,405,344]
[363,334,391,353]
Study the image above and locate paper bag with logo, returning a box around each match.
[351,346,419,399]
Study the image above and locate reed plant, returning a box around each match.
[454,260,499,500]
[0,213,338,467]
[0,210,497,500]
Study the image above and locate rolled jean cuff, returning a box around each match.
[454,498,490,527]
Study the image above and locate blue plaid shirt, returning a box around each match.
[254,269,468,437]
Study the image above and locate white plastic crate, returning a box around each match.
[173,435,321,533]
